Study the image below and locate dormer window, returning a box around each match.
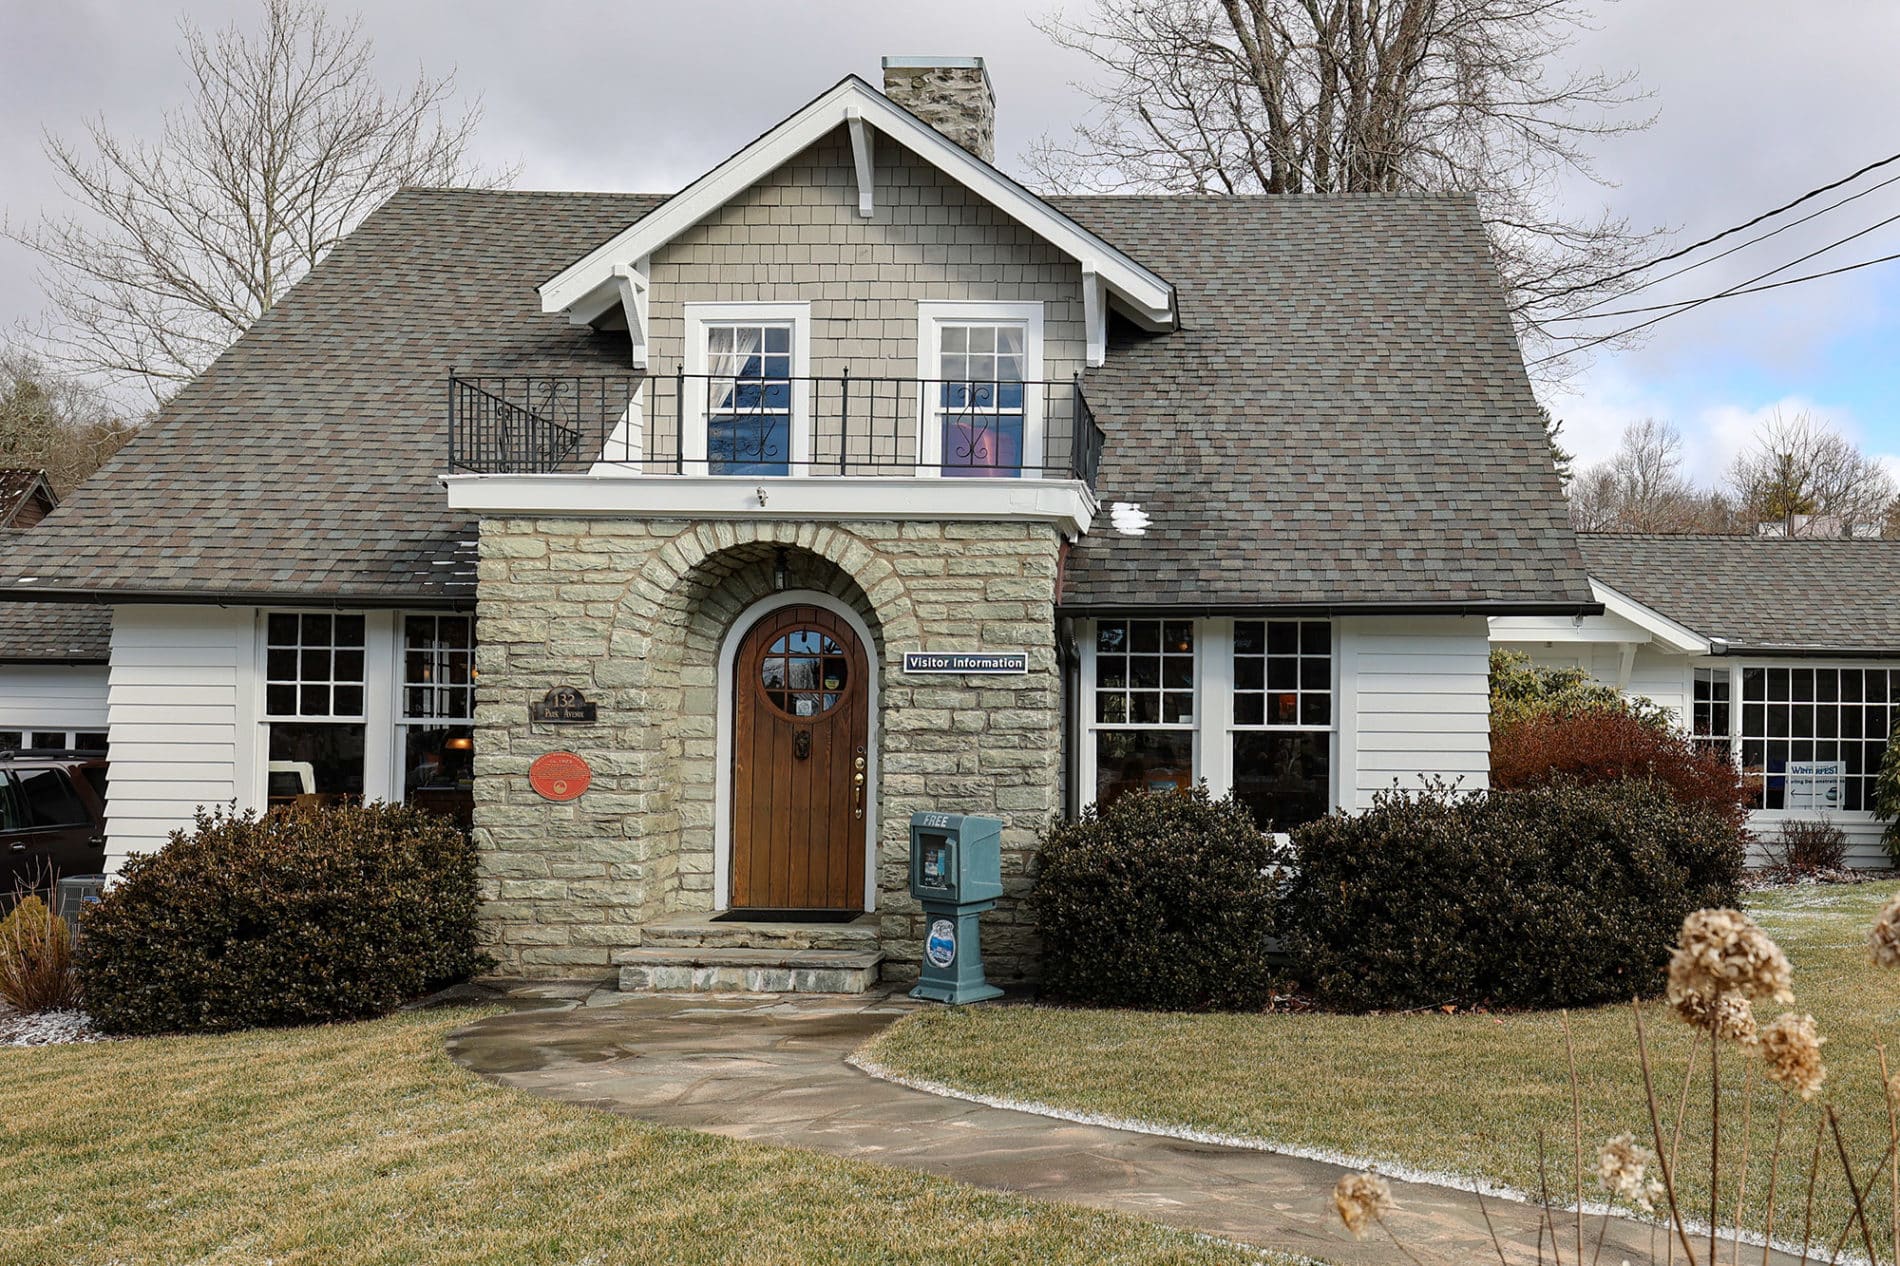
[918,302,1044,478]
[683,302,812,476]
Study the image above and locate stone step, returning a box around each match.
[638,912,881,953]
[616,946,884,995]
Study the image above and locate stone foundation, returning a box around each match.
[473,515,1063,982]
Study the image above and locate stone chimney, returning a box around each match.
[880,56,995,163]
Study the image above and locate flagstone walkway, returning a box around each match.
[444,986,1800,1266]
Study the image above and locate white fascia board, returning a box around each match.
[444,473,1098,539]
[1590,579,1710,654]
[1489,614,1654,646]
[539,76,1175,326]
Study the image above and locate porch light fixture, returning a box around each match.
[773,548,790,592]
[444,736,474,752]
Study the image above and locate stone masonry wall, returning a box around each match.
[474,515,1063,982]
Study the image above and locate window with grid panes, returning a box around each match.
[1091,619,1195,806]
[399,614,475,827]
[1740,666,1897,812]
[936,322,1026,477]
[264,612,366,803]
[1230,620,1332,831]
[1693,667,1732,761]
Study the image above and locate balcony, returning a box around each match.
[447,372,1105,488]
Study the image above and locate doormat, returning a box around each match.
[712,908,864,924]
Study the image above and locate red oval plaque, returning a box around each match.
[529,751,591,802]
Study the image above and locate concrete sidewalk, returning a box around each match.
[444,988,1797,1266]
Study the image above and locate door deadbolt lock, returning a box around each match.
[792,729,812,760]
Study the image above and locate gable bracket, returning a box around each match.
[1081,263,1107,367]
[845,107,875,218]
[612,258,651,369]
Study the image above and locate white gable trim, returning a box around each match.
[541,76,1176,331]
[1590,579,1711,654]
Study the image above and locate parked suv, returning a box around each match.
[0,750,109,905]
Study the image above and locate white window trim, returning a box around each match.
[1701,656,1898,821]
[254,609,398,806]
[915,301,1046,477]
[1075,617,1342,838]
[682,301,812,477]
[391,612,476,804]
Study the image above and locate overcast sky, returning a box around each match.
[4,0,1898,484]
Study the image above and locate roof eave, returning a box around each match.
[1058,598,1605,618]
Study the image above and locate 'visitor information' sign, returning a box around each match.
[902,651,1028,675]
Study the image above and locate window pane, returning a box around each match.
[267,723,366,804]
[31,732,68,750]
[267,613,298,645]
[14,769,88,827]
[0,731,19,753]
[1232,731,1331,832]
[74,732,108,754]
[404,724,474,831]
[335,616,365,647]
[1095,730,1193,806]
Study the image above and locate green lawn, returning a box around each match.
[0,1007,1270,1266]
[863,883,1900,1254]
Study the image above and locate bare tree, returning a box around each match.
[9,0,514,404]
[1725,410,1897,538]
[0,348,141,495]
[1030,0,1660,364]
[1568,418,1738,533]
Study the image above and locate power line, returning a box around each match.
[1527,147,1900,309]
[1562,167,1900,316]
[1530,207,1900,364]
[1550,249,1900,320]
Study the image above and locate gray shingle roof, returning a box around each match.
[1051,194,1590,612]
[1581,533,1900,655]
[0,529,109,660]
[0,190,664,606]
[0,469,54,529]
[0,187,1588,613]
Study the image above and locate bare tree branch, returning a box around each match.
[1030,0,1664,373]
[6,0,516,405]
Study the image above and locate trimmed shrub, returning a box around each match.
[1491,707,1752,829]
[77,803,490,1035]
[1762,819,1850,880]
[0,895,79,1013]
[1489,648,1669,730]
[1876,737,1900,863]
[1033,785,1290,1010]
[1280,780,1745,1011]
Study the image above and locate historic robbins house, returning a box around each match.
[1,59,1620,986]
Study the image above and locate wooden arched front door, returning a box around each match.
[731,605,869,911]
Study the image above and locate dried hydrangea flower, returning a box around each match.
[1668,981,1761,1046]
[1333,1171,1395,1239]
[1758,1012,1827,1101]
[1596,1133,1665,1213]
[1667,909,1794,1034]
[1871,891,1900,969]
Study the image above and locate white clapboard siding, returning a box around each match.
[1338,615,1491,807]
[104,605,258,873]
[0,664,110,732]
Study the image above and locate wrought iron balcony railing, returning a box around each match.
[447,372,1106,487]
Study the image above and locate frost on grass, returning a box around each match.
[0,1009,105,1047]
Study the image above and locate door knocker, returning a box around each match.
[792,729,812,760]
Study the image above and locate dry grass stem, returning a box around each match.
[1881,1044,1899,1266]
[1732,1060,1755,1266]
[1669,1026,1707,1266]
[1475,1190,1512,1266]
[1710,1027,1722,1266]
[1797,1111,1825,1266]
[1636,998,1703,1266]
[1827,1105,1881,1266]
[1760,1098,1788,1266]
[1565,1011,1586,1266]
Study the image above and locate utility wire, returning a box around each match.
[1550,204,1900,322]
[1548,249,1900,320]
[1530,208,1900,364]
[1561,167,1900,317]
[1524,147,1900,309]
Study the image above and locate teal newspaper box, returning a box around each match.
[907,811,1004,1004]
